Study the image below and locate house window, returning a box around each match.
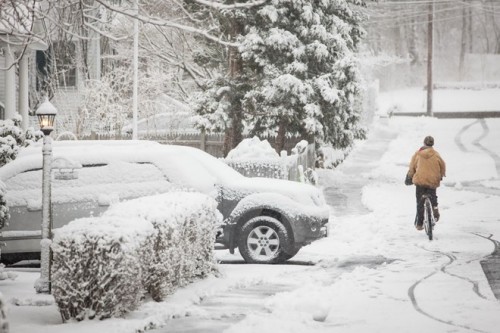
[36,41,77,90]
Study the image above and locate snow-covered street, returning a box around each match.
[2,115,499,333]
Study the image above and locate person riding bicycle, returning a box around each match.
[407,136,446,230]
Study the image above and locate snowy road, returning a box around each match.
[2,116,500,333]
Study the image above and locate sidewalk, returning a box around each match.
[318,118,398,216]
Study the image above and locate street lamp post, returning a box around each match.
[34,98,57,294]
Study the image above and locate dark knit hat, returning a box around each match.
[424,136,434,147]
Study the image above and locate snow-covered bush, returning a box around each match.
[0,181,9,231]
[51,192,221,320]
[226,159,286,179]
[0,292,7,333]
[0,116,42,167]
[51,216,156,321]
[105,192,222,301]
[225,137,286,179]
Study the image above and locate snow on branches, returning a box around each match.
[192,0,368,151]
[239,0,368,149]
[51,192,221,321]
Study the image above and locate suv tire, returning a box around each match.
[238,216,290,264]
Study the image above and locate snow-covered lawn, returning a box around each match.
[2,106,500,332]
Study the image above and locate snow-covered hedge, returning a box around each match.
[51,216,155,321]
[0,292,8,333]
[225,137,286,179]
[104,192,221,301]
[51,192,221,321]
[226,159,286,179]
[0,181,9,230]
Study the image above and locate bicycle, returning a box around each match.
[421,194,436,240]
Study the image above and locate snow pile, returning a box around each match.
[225,137,285,179]
[51,215,155,321]
[104,192,222,301]
[51,192,222,321]
[0,264,16,281]
[226,137,279,160]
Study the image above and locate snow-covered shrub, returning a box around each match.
[225,136,286,179]
[51,216,156,321]
[320,146,352,169]
[0,181,9,231]
[226,159,286,179]
[0,292,7,333]
[104,192,222,301]
[0,116,42,168]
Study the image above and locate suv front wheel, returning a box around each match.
[238,216,290,264]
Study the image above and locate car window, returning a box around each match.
[4,161,173,207]
[155,153,217,195]
[185,149,244,184]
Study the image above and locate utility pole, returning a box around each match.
[132,0,139,139]
[426,0,434,117]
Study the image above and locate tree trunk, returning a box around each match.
[223,19,244,156]
[275,118,287,153]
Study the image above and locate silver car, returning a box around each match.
[0,140,329,264]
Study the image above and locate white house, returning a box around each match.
[0,1,102,135]
[0,3,48,130]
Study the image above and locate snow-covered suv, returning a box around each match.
[0,140,329,264]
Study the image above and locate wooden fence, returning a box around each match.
[78,131,308,158]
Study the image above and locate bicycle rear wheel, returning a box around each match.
[423,198,434,241]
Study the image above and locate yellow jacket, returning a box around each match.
[408,147,446,189]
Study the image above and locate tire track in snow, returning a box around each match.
[439,252,487,300]
[454,119,500,196]
[472,233,500,300]
[408,245,488,333]
[472,233,500,257]
[418,246,487,299]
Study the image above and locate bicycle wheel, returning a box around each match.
[423,198,433,241]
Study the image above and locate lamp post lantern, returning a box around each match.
[34,98,57,294]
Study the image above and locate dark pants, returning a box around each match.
[415,186,438,227]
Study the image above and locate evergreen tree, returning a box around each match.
[192,0,368,153]
[242,0,367,151]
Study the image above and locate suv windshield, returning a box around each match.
[185,149,244,185]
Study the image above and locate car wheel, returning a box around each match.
[238,216,290,264]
